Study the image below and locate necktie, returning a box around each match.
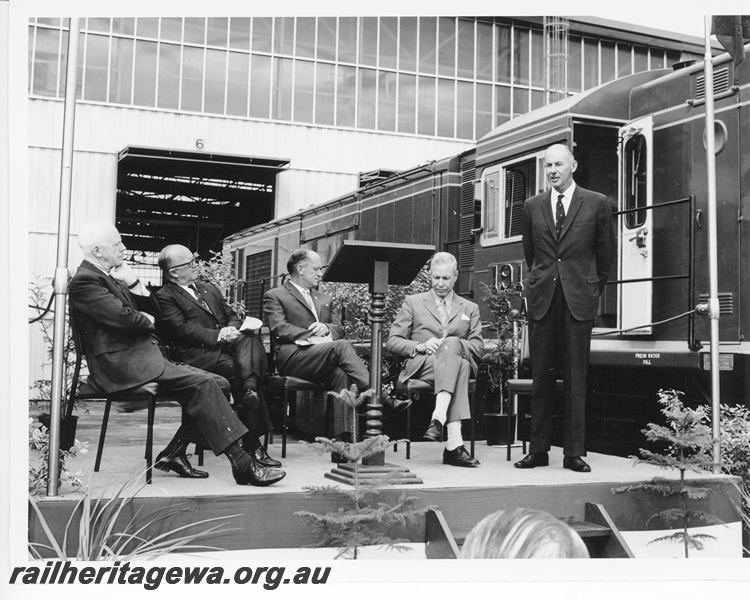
[302,289,317,317]
[190,284,211,313]
[437,299,449,336]
[555,194,566,238]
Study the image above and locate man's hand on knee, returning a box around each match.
[417,337,444,355]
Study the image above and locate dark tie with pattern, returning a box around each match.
[555,194,566,238]
[190,284,211,313]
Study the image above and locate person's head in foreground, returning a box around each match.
[460,507,590,559]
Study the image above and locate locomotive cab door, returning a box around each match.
[618,116,654,334]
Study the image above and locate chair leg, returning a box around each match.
[196,444,204,466]
[146,396,156,484]
[469,389,476,458]
[94,398,113,472]
[406,394,413,460]
[281,388,290,459]
[506,392,520,461]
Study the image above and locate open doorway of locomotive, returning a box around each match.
[571,122,620,329]
[115,147,287,294]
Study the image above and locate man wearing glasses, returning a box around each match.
[69,223,285,486]
[154,244,281,471]
[263,249,370,449]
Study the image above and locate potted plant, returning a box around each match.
[479,282,523,446]
[29,276,84,451]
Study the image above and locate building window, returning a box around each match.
[83,34,109,102]
[377,70,397,132]
[181,46,203,112]
[133,39,157,107]
[204,48,227,114]
[336,64,356,127]
[227,51,250,116]
[29,16,698,143]
[419,17,437,75]
[397,73,416,134]
[315,62,335,125]
[380,17,398,70]
[32,26,61,97]
[157,42,180,110]
[293,59,314,123]
[250,54,271,118]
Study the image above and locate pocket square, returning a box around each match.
[460,313,471,321]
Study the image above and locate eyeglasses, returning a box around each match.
[170,254,198,271]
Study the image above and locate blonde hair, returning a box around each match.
[460,508,590,559]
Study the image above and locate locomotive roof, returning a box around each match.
[476,68,670,166]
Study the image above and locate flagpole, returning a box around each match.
[47,17,81,496]
[703,16,721,474]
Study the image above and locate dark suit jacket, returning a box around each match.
[69,260,166,393]
[263,281,345,372]
[522,184,615,321]
[386,291,485,381]
[155,280,240,369]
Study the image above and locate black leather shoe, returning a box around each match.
[384,397,412,414]
[423,419,444,442]
[254,445,282,468]
[443,446,480,467]
[514,452,549,469]
[563,456,591,472]
[232,458,286,487]
[239,388,260,410]
[154,452,209,479]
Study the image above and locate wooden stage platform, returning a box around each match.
[29,402,744,558]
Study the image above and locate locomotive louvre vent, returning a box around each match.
[698,292,734,314]
[459,159,477,269]
[693,67,730,101]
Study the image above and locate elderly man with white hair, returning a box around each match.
[68,221,285,487]
[386,252,484,467]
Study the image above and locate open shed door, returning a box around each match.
[618,116,653,334]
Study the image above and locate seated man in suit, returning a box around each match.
[154,244,280,469]
[69,221,285,487]
[386,252,485,467]
[263,249,370,445]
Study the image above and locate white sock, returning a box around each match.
[445,421,464,451]
[431,391,451,424]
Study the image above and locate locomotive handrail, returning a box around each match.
[604,195,697,347]
[592,308,697,336]
[611,195,692,216]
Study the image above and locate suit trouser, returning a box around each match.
[155,361,248,455]
[212,333,273,442]
[528,282,593,457]
[405,337,472,423]
[278,339,370,436]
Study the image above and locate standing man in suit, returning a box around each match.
[154,244,281,469]
[515,143,615,473]
[69,222,285,486]
[386,252,485,468]
[263,249,370,442]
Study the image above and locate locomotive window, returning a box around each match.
[624,134,647,228]
[481,153,541,245]
[504,167,527,238]
[483,170,501,240]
